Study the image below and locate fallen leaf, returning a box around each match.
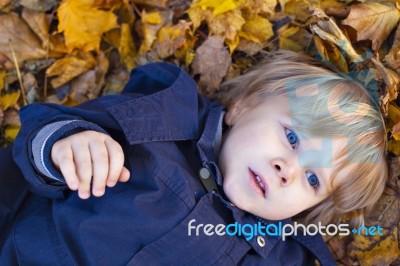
[284,0,313,22]
[207,9,246,45]
[241,0,276,16]
[191,0,245,16]
[153,20,194,60]
[0,108,3,125]
[4,124,20,140]
[0,0,10,9]
[313,35,348,72]
[0,70,5,90]
[133,0,167,8]
[102,67,129,95]
[238,16,273,44]
[310,8,362,63]
[57,0,119,52]
[19,0,57,12]
[342,2,400,51]
[21,8,50,49]
[348,227,399,265]
[192,36,231,94]
[22,72,38,104]
[70,51,109,103]
[138,10,171,54]
[0,12,46,63]
[2,108,20,126]
[119,23,137,71]
[278,25,308,52]
[46,52,96,88]
[0,91,20,110]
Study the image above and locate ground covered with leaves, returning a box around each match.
[0,0,399,264]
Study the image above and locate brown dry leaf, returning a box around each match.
[70,51,109,103]
[57,0,119,52]
[2,108,20,126]
[153,20,194,60]
[19,0,57,12]
[0,12,46,63]
[342,2,400,51]
[310,8,362,63]
[46,52,97,88]
[192,36,231,93]
[119,23,136,71]
[22,72,38,104]
[348,227,399,265]
[21,8,50,49]
[0,91,20,110]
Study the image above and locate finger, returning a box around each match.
[118,167,131,183]
[104,138,125,188]
[71,142,92,199]
[53,143,79,191]
[89,140,109,197]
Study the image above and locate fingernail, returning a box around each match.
[69,182,78,190]
[80,191,89,199]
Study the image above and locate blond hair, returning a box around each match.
[215,50,387,226]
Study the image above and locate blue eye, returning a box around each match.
[285,128,299,148]
[306,171,319,189]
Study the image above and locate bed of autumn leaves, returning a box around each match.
[0,0,399,264]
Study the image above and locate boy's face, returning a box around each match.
[219,95,345,220]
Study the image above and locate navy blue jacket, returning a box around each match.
[0,62,336,265]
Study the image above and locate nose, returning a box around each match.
[271,158,299,186]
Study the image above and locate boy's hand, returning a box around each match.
[51,130,130,199]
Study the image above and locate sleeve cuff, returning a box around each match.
[32,120,108,183]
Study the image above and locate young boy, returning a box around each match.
[0,51,387,265]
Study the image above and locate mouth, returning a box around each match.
[248,168,267,198]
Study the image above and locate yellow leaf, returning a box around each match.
[313,35,348,72]
[119,23,136,71]
[284,0,314,22]
[0,12,46,63]
[57,0,118,52]
[191,0,245,16]
[388,139,400,155]
[46,52,96,88]
[349,227,399,265]
[187,6,205,31]
[278,25,304,51]
[139,11,169,54]
[207,9,245,42]
[342,2,400,50]
[154,20,194,60]
[142,11,162,24]
[0,91,20,110]
[238,16,273,44]
[5,124,20,140]
[0,70,5,90]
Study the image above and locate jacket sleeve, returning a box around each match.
[13,62,185,199]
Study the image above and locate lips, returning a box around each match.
[248,168,267,198]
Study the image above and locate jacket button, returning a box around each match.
[257,236,265,247]
[199,167,210,179]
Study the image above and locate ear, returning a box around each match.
[225,99,246,126]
